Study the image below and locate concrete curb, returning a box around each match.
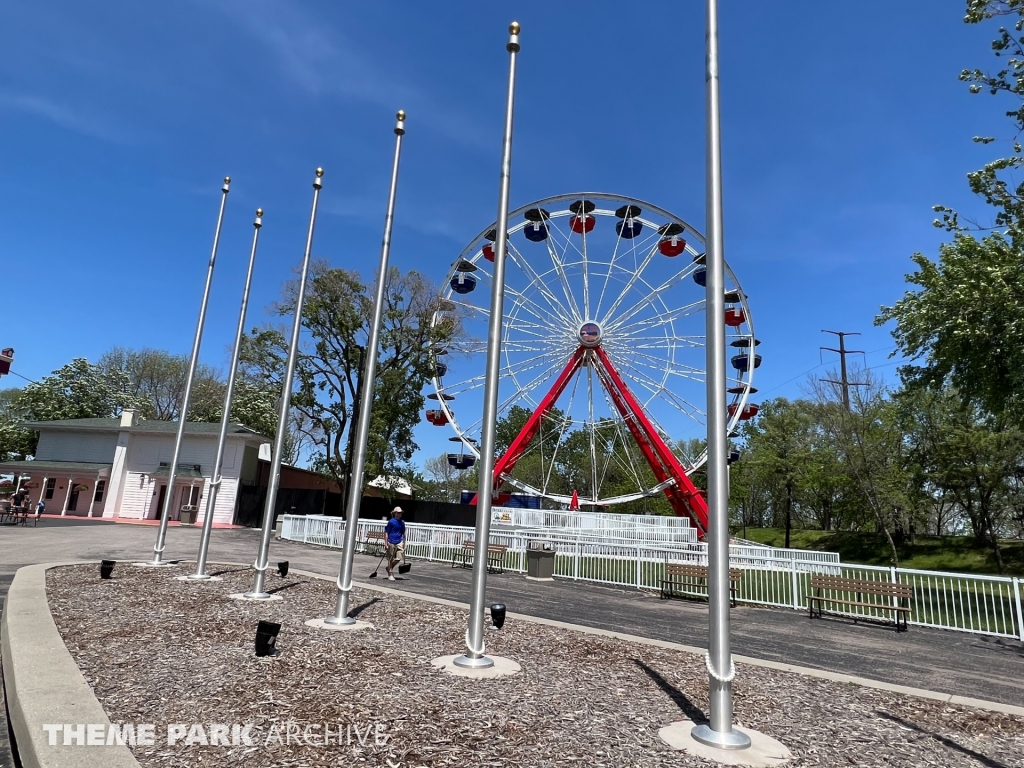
[3,559,1021,768]
[1,561,140,768]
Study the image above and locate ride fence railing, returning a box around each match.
[279,515,1023,640]
[489,506,697,540]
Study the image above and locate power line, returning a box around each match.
[757,345,898,397]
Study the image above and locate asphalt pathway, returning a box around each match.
[1,519,1022,718]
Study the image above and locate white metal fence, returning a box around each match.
[279,515,1024,640]
[490,506,698,542]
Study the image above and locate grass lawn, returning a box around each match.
[737,527,1024,577]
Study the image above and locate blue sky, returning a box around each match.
[0,1,1005,466]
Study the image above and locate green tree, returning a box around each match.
[899,386,1021,571]
[739,398,814,548]
[0,388,33,460]
[18,358,141,423]
[812,374,915,566]
[878,2,1024,419]
[241,262,457,493]
[98,347,223,421]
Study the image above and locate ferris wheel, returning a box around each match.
[425,193,759,536]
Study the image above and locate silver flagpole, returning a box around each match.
[190,207,264,580]
[324,110,407,625]
[146,176,230,566]
[691,0,750,750]
[245,169,323,599]
[454,21,520,669]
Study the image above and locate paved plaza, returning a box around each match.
[2,519,1022,713]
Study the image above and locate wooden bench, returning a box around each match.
[362,530,388,557]
[660,563,742,606]
[452,541,508,574]
[807,574,913,632]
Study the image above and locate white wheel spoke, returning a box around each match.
[597,237,663,325]
[433,194,751,507]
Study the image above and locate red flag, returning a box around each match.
[569,489,580,511]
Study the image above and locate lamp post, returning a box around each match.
[244,169,323,599]
[323,110,407,625]
[453,21,520,669]
[190,207,264,580]
[690,0,751,750]
[146,177,230,566]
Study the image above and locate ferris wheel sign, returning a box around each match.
[428,193,759,537]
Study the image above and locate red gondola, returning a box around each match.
[725,307,745,327]
[727,403,760,420]
[659,236,686,257]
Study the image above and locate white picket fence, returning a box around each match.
[278,515,1024,640]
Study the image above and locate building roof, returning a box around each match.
[0,459,112,473]
[20,417,268,440]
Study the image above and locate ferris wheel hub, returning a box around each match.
[578,321,603,348]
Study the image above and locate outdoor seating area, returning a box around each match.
[807,573,914,632]
[0,500,36,526]
[452,539,508,573]
[660,562,742,606]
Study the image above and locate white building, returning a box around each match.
[0,409,268,523]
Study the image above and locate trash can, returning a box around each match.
[179,506,197,525]
[526,541,556,582]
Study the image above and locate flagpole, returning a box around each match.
[453,21,521,670]
[144,177,229,566]
[243,169,323,599]
[189,207,264,580]
[690,0,750,750]
[322,110,407,625]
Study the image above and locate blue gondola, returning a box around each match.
[450,272,477,294]
[693,267,707,287]
[433,362,448,377]
[731,353,762,372]
[524,221,548,241]
[447,453,477,470]
[615,218,643,239]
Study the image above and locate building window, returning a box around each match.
[93,480,106,503]
[44,478,56,500]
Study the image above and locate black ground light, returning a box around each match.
[100,560,115,579]
[255,620,281,657]
[489,603,506,630]
[277,561,289,577]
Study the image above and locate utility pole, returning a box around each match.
[820,330,866,410]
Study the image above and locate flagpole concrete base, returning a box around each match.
[431,654,521,679]
[658,720,790,766]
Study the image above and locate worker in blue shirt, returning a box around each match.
[385,506,406,580]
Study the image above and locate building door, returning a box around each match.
[68,486,80,513]
[154,485,167,520]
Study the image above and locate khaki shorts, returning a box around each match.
[386,542,406,562]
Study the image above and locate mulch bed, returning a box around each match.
[46,563,1024,767]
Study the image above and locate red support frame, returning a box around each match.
[470,347,585,503]
[592,347,708,536]
[475,344,709,538]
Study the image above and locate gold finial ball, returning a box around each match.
[397,109,406,121]
[224,176,231,184]
[256,208,263,217]
[315,167,324,177]
[509,21,520,34]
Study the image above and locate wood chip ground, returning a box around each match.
[45,564,1024,767]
